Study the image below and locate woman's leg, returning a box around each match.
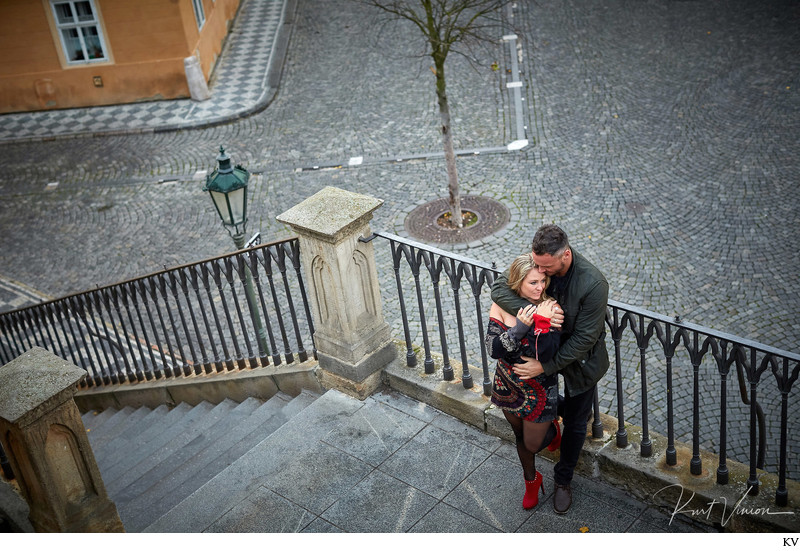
[504,411,559,475]
[523,419,555,457]
[505,413,556,509]
[503,411,536,481]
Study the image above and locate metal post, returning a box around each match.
[232,233,270,358]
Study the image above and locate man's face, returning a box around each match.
[532,249,571,277]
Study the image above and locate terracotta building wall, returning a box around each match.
[0,0,241,114]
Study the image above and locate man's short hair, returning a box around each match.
[531,224,569,257]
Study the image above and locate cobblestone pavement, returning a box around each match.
[0,0,798,476]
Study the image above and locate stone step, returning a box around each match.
[88,406,154,451]
[95,405,170,464]
[81,407,118,433]
[96,401,211,483]
[143,389,358,533]
[279,390,319,418]
[85,405,137,444]
[118,393,301,532]
[99,400,221,491]
[107,398,259,500]
[94,402,193,470]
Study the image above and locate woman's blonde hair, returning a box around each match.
[507,253,551,303]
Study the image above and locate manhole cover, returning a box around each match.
[404,195,510,244]
[625,202,648,215]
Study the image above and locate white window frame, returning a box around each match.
[50,0,108,65]
[191,0,206,30]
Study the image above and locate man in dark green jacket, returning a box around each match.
[491,224,609,514]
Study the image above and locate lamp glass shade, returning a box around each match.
[210,186,246,227]
[226,186,246,226]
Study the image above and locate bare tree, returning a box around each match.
[361,0,509,227]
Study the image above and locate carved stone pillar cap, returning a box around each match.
[276,186,383,243]
[0,347,86,426]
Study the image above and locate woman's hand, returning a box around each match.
[515,303,537,327]
[517,304,537,327]
[536,299,557,319]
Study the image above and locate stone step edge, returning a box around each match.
[74,358,324,413]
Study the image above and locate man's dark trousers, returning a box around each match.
[554,384,596,485]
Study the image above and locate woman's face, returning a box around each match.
[519,269,547,303]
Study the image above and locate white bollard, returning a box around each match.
[184,55,211,101]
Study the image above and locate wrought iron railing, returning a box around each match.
[0,237,316,386]
[373,231,799,507]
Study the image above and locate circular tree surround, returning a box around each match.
[404,195,510,245]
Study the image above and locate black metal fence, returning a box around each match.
[374,231,799,507]
[0,237,316,386]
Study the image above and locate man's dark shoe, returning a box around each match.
[553,483,572,514]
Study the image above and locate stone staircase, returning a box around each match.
[82,390,320,532]
[9,382,777,533]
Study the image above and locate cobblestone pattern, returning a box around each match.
[0,0,797,476]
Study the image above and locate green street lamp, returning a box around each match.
[203,146,250,246]
[203,146,269,358]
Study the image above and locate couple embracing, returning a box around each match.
[486,224,609,514]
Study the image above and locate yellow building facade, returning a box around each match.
[0,0,241,114]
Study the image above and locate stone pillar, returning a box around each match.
[184,55,211,101]
[0,347,124,532]
[277,186,396,398]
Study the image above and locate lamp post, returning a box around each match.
[203,146,269,358]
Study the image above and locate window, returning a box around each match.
[51,0,108,64]
[191,0,206,30]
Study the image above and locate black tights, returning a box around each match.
[504,411,556,481]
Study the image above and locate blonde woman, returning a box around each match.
[485,253,562,510]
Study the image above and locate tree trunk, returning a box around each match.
[434,58,462,227]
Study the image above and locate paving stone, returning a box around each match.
[321,397,427,466]
[260,440,374,515]
[204,485,316,533]
[320,470,438,533]
[443,451,539,533]
[408,501,501,533]
[379,424,491,500]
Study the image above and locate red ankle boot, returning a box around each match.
[522,471,544,509]
[547,419,562,452]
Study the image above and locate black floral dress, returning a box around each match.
[485,314,559,422]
